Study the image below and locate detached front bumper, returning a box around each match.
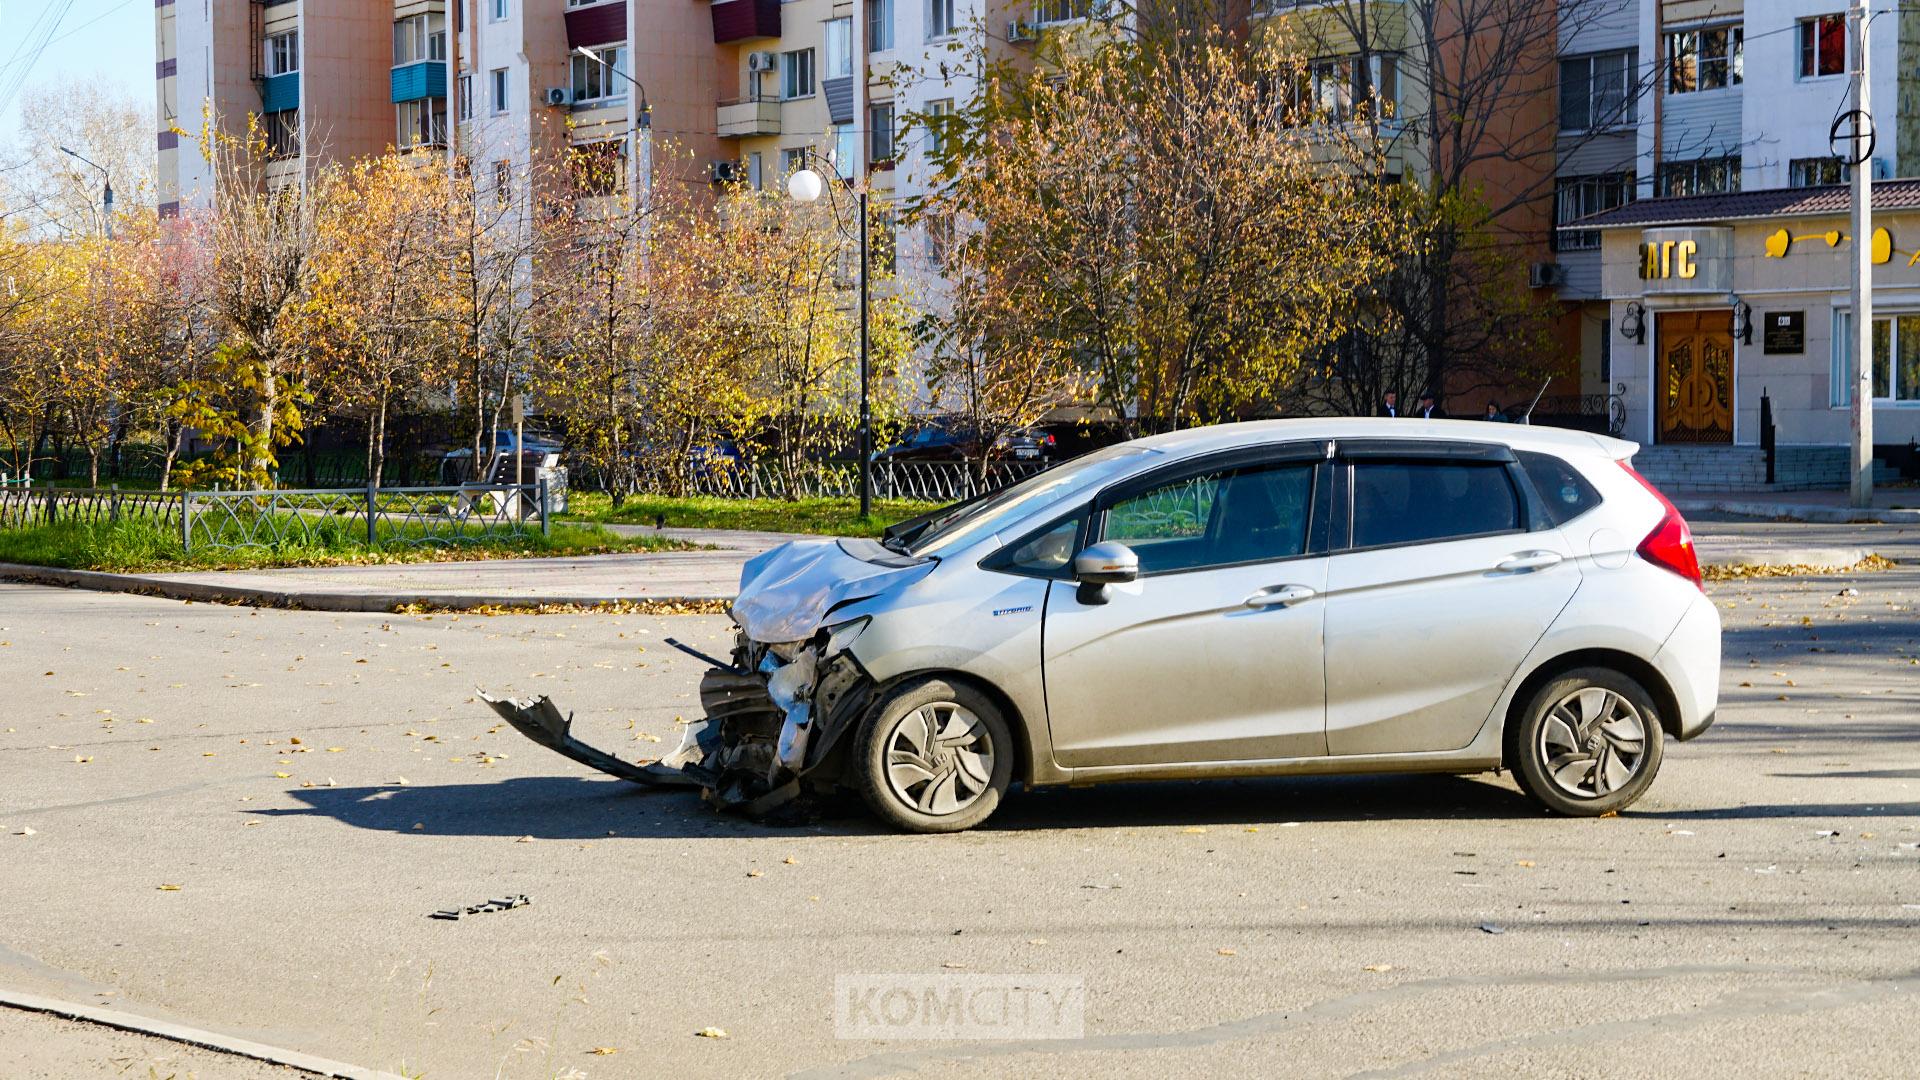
[481,624,878,815]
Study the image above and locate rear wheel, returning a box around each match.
[1508,667,1665,816]
[852,678,1013,833]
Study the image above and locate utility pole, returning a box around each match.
[58,147,113,239]
[1848,0,1874,508]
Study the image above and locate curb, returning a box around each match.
[1698,546,1870,571]
[0,563,732,613]
[1673,498,1920,524]
[0,990,408,1080]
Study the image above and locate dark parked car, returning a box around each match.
[876,422,1056,462]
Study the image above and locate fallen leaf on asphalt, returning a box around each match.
[1216,948,1237,956]
[694,1028,727,1039]
[1028,938,1048,945]
[14,827,35,836]
[1478,923,1505,935]
[1363,964,1393,973]
[157,884,181,891]
[273,772,291,779]
[942,962,968,968]
[73,756,91,764]
[327,747,344,753]
[516,835,535,843]
[1182,827,1207,834]
[394,777,410,785]
[1516,860,1536,868]
[783,856,798,865]
[588,1047,618,1056]
[746,869,763,878]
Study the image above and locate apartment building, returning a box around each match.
[154,1,716,212]
[1548,1,1920,481]
[156,0,402,211]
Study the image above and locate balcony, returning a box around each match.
[391,61,448,104]
[261,72,300,113]
[711,0,779,44]
[717,97,780,138]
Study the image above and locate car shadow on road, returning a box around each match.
[252,771,1571,839]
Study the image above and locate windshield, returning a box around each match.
[905,443,1157,558]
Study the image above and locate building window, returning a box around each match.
[1560,49,1635,132]
[1836,313,1920,405]
[1666,25,1742,94]
[824,18,853,79]
[925,97,954,157]
[491,68,509,114]
[869,102,895,163]
[266,31,298,77]
[925,212,954,267]
[397,98,448,148]
[1789,156,1847,187]
[834,127,857,178]
[1656,155,1740,196]
[491,0,508,22]
[1553,172,1633,252]
[782,49,815,99]
[868,0,893,52]
[1289,54,1398,124]
[394,14,447,66]
[748,150,764,190]
[929,0,956,39]
[1035,0,1092,24]
[781,147,808,181]
[572,45,627,102]
[458,74,472,120]
[264,108,299,159]
[567,140,624,196]
[494,160,513,204]
[1798,14,1846,79]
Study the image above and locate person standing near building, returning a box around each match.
[1378,391,1399,418]
[1415,392,1443,419]
[1483,402,1505,423]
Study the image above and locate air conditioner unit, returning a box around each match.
[545,87,574,107]
[1008,18,1038,43]
[747,51,777,73]
[712,159,743,183]
[1873,157,1894,180]
[1528,262,1568,289]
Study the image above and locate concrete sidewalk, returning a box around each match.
[1673,486,1920,523]
[0,520,1901,612]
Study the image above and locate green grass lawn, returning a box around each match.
[560,493,942,537]
[0,515,693,574]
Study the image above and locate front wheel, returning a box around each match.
[852,678,1013,833]
[1508,667,1665,816]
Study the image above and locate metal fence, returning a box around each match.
[682,459,1053,502]
[0,482,550,553]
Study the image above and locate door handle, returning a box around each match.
[1496,550,1564,573]
[1244,584,1317,608]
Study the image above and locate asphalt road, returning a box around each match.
[3,520,1919,1078]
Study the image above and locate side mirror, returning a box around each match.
[1073,541,1138,605]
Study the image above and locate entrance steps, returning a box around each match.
[1629,445,1898,494]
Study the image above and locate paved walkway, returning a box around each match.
[1673,486,1920,523]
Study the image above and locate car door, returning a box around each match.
[1321,441,1580,756]
[1040,446,1331,769]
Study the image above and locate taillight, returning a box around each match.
[1620,461,1703,590]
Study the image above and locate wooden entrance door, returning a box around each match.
[1655,310,1734,443]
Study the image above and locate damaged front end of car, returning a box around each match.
[481,537,929,817]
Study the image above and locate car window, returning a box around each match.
[905,443,1157,557]
[1102,462,1313,575]
[1351,461,1519,548]
[992,515,1083,577]
[1517,450,1604,526]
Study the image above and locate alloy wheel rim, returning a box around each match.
[884,702,994,816]
[1537,687,1648,799]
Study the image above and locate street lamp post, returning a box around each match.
[573,47,652,215]
[58,146,113,239]
[788,166,872,520]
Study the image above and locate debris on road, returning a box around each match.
[1477,923,1505,935]
[430,894,531,920]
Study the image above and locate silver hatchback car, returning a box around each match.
[490,419,1722,832]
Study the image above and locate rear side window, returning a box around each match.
[1351,461,1520,548]
[1517,450,1604,526]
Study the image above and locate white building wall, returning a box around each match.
[1740,0,1899,190]
[174,4,215,208]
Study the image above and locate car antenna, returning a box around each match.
[1519,378,1551,426]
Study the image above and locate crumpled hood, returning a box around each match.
[730,538,935,642]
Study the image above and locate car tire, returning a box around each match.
[1507,667,1665,817]
[851,677,1014,833]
